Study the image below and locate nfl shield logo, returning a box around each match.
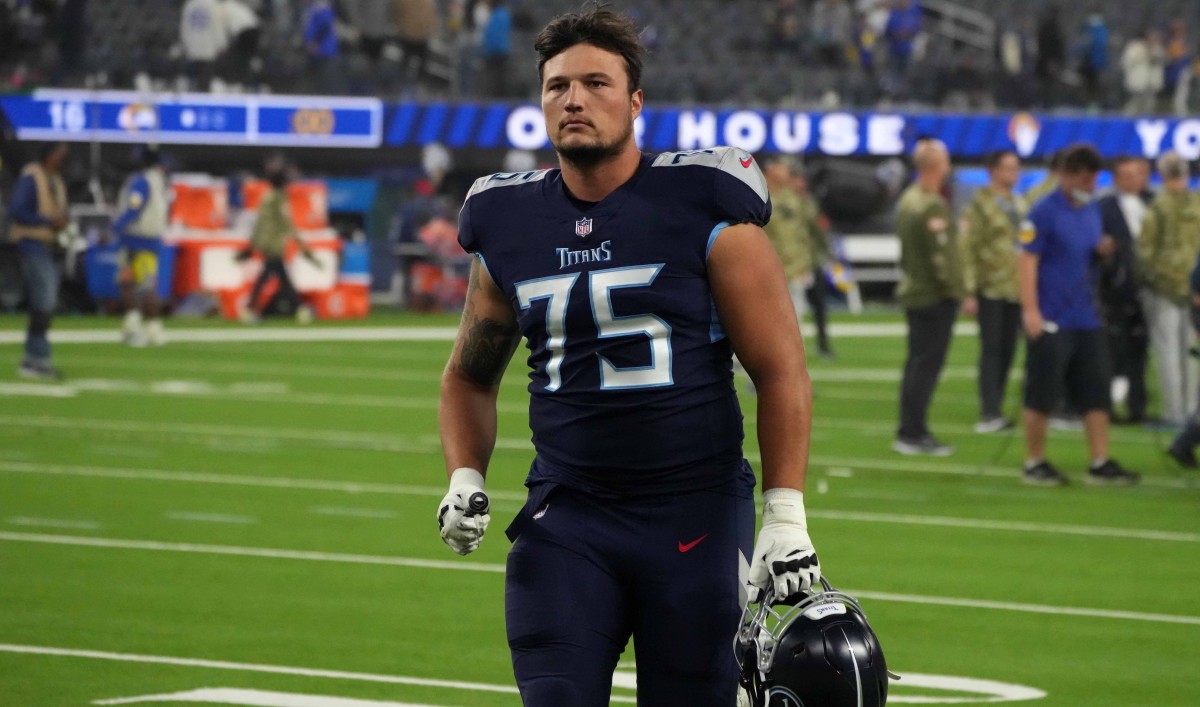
[575,218,593,237]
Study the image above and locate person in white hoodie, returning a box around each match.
[181,0,229,91]
[1121,28,1165,115]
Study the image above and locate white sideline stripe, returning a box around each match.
[847,589,1200,626]
[808,510,1200,543]
[0,327,462,345]
[0,532,508,574]
[1,461,1195,542]
[0,321,977,346]
[0,383,77,397]
[1,531,1198,626]
[6,516,101,530]
[0,644,522,698]
[0,645,639,704]
[167,512,256,524]
[310,507,400,519]
[0,461,529,503]
[94,688,453,707]
[0,414,1185,486]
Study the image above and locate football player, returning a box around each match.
[114,146,169,347]
[437,6,819,705]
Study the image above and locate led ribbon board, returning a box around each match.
[0,89,383,148]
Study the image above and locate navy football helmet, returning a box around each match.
[735,578,894,706]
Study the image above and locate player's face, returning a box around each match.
[542,43,643,166]
[990,153,1019,190]
[926,147,950,183]
[1114,161,1148,193]
[764,161,790,187]
[1061,169,1099,196]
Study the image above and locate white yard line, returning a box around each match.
[94,688,457,707]
[6,516,101,531]
[1,459,1196,541]
[166,512,256,525]
[0,322,978,346]
[0,531,1196,626]
[0,327,462,346]
[0,643,524,698]
[0,412,1187,485]
[310,507,400,519]
[849,589,1200,626]
[0,460,528,503]
[0,532,507,574]
[808,510,1200,543]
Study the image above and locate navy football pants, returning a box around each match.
[505,485,755,706]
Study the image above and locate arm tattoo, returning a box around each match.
[459,315,519,386]
[456,263,519,386]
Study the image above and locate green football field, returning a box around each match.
[1,311,1197,706]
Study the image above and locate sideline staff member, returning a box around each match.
[894,138,964,456]
[1017,143,1140,486]
[961,149,1025,433]
[8,142,69,380]
[1167,252,1200,468]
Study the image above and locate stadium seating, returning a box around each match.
[2,0,1195,108]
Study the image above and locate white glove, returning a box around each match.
[747,488,820,604]
[437,468,490,556]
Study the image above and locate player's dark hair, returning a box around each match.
[534,4,645,93]
[1047,149,1065,171]
[1060,143,1103,174]
[984,149,1017,171]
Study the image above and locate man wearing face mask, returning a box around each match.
[1017,143,1140,486]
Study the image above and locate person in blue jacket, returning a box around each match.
[8,142,70,379]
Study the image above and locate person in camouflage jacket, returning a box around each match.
[961,149,1026,432]
[1138,151,1200,424]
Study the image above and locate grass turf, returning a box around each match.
[0,310,1197,706]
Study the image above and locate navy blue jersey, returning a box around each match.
[459,147,771,496]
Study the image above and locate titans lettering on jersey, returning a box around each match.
[459,146,771,496]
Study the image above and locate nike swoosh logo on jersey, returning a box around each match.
[739,156,753,168]
[678,534,709,553]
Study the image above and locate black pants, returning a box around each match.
[977,296,1021,419]
[1106,321,1149,420]
[248,256,301,315]
[805,266,831,353]
[506,484,753,706]
[899,299,959,439]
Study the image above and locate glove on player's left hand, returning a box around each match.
[747,488,820,604]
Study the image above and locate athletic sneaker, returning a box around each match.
[295,304,314,325]
[1086,459,1141,486]
[17,361,63,381]
[974,416,1015,434]
[1167,442,1198,469]
[123,328,148,348]
[892,435,954,456]
[1023,460,1069,486]
[145,319,166,347]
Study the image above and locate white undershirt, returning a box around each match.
[1117,192,1146,239]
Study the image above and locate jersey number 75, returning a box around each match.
[515,264,673,392]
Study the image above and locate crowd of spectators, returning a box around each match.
[0,0,1196,114]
